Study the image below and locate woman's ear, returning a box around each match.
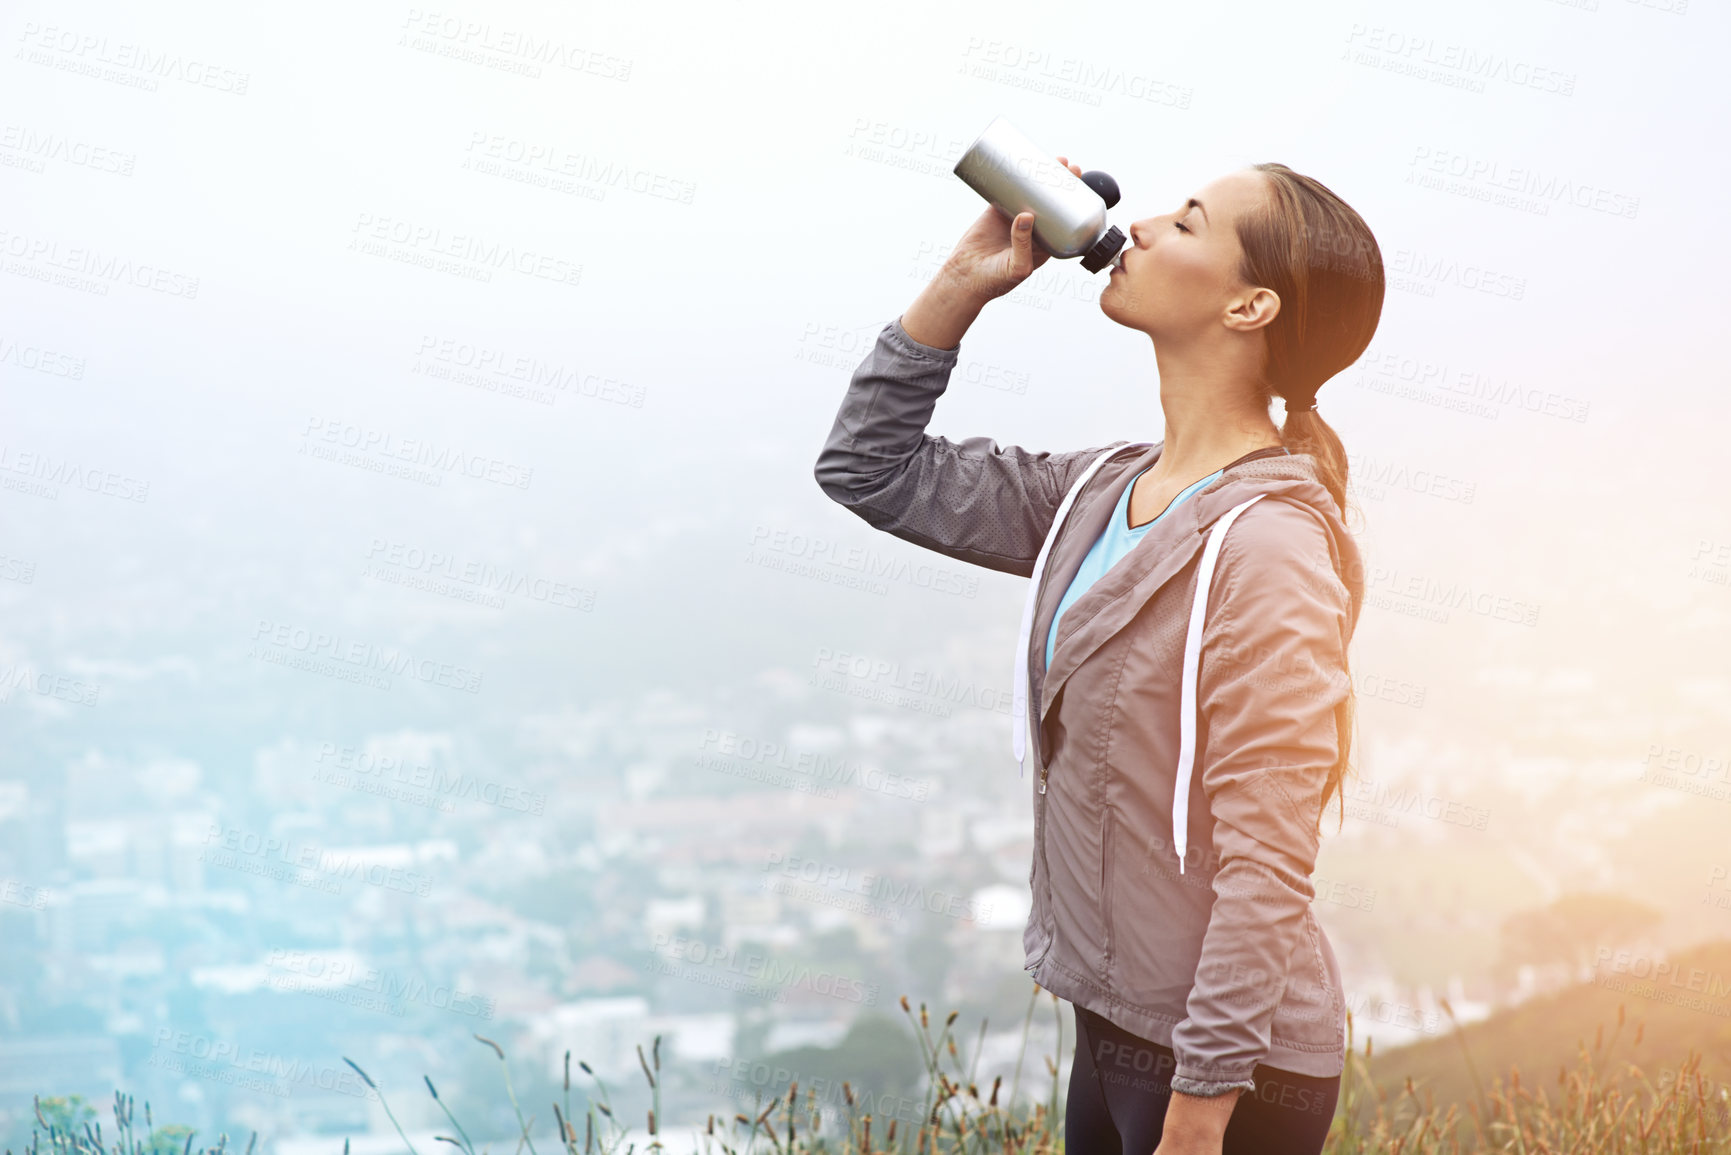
[1223,286,1280,334]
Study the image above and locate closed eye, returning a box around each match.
[1173,220,1191,233]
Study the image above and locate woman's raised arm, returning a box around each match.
[812,309,1124,578]
[813,156,1125,577]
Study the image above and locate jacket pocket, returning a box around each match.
[1099,808,1116,980]
[1270,911,1342,1052]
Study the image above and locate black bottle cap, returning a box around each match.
[1080,171,1120,209]
[1080,226,1126,274]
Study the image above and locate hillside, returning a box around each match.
[1360,937,1731,1120]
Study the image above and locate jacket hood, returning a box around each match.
[1016,437,1367,779]
[1144,440,1365,641]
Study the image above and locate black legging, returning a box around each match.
[1065,1005,1339,1155]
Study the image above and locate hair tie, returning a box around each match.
[1285,391,1318,414]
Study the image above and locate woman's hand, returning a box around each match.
[1150,1086,1240,1155]
[938,155,1086,303]
[1152,1138,1224,1155]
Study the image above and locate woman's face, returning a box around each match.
[1100,168,1273,342]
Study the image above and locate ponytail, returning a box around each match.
[1278,408,1351,521]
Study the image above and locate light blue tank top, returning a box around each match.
[1045,465,1224,668]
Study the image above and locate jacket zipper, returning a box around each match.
[1034,578,1060,795]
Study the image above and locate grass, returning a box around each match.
[12,990,1731,1155]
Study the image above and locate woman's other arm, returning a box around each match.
[1167,499,1352,1108]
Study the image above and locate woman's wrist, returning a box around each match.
[1162,1086,1241,1141]
[900,265,992,351]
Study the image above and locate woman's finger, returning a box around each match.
[1013,212,1034,273]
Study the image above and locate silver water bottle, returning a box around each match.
[953,115,1126,273]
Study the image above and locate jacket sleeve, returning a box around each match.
[812,316,1125,579]
[1167,499,1351,1097]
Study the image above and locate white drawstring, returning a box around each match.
[1011,450,1266,876]
[1012,444,1151,777]
[1010,450,1267,876]
[1173,494,1265,873]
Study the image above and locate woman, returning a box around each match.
[814,157,1383,1155]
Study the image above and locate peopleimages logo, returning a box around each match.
[202,825,436,897]
[0,663,102,708]
[956,37,1193,109]
[149,1029,377,1099]
[300,418,534,490]
[462,132,694,203]
[364,538,595,611]
[313,742,546,815]
[748,524,979,598]
[398,9,633,81]
[249,619,484,694]
[413,335,645,408]
[1342,24,1577,97]
[0,126,135,177]
[1406,146,1640,219]
[0,227,200,298]
[15,22,250,93]
[1590,948,1731,1017]
[1346,453,1478,504]
[697,729,930,801]
[0,879,51,910]
[762,852,989,922]
[712,1057,932,1126]
[266,948,495,1019]
[810,647,1013,715]
[647,932,880,1006]
[348,213,582,287]
[0,444,149,502]
[0,333,87,378]
[1387,248,1526,302]
[1340,778,1490,831]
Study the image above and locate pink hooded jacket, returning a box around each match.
[815,317,1364,1096]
